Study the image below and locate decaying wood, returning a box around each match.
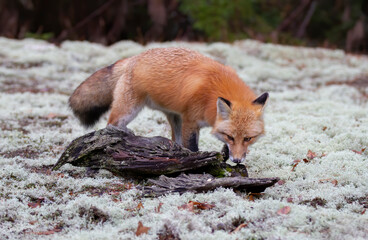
[53,125,279,194]
[143,173,280,196]
[53,125,224,177]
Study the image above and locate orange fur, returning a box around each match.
[69,47,268,162]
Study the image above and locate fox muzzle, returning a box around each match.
[229,153,246,164]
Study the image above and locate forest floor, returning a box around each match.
[0,37,367,240]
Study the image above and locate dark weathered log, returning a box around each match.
[53,125,279,194]
[142,173,280,196]
[53,125,224,177]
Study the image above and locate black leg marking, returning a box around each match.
[221,144,229,161]
[188,132,199,152]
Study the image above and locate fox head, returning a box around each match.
[211,93,269,164]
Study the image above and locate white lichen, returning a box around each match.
[0,37,367,239]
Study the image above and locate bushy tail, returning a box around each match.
[69,64,117,127]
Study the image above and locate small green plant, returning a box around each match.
[25,32,54,41]
[180,0,283,41]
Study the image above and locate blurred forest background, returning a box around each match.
[0,0,367,53]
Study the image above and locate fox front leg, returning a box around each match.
[221,144,229,161]
[165,113,183,145]
[182,120,200,152]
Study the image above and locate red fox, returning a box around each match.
[69,48,268,163]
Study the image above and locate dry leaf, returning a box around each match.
[28,202,41,208]
[277,180,286,185]
[352,148,366,154]
[291,162,299,171]
[319,179,338,186]
[155,202,163,213]
[125,183,133,190]
[56,173,64,178]
[246,192,263,201]
[135,221,150,236]
[137,202,144,210]
[287,197,293,203]
[33,230,55,235]
[307,150,317,160]
[178,201,195,213]
[231,223,248,233]
[178,201,215,213]
[46,113,58,119]
[126,202,144,212]
[277,206,291,215]
[193,201,215,210]
[362,209,366,215]
[45,113,68,120]
[247,194,254,202]
[331,179,338,186]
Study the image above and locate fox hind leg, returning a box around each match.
[107,80,144,129]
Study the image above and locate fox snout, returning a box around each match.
[222,144,247,164]
[228,146,247,164]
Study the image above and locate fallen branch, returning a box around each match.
[53,125,224,177]
[143,173,280,197]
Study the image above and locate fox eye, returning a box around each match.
[220,132,234,142]
[244,137,252,142]
[226,135,234,141]
[223,134,234,142]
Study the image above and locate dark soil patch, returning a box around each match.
[0,146,41,159]
[327,75,368,88]
[0,121,29,134]
[20,115,69,129]
[3,86,55,94]
[79,206,108,224]
[1,61,45,69]
[346,195,368,208]
[326,75,368,98]
[24,165,54,175]
[71,182,134,197]
[0,77,67,95]
[157,224,180,240]
[300,197,327,208]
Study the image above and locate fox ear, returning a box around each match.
[217,97,232,119]
[252,92,269,107]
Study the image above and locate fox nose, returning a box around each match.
[232,158,242,164]
[230,152,246,164]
